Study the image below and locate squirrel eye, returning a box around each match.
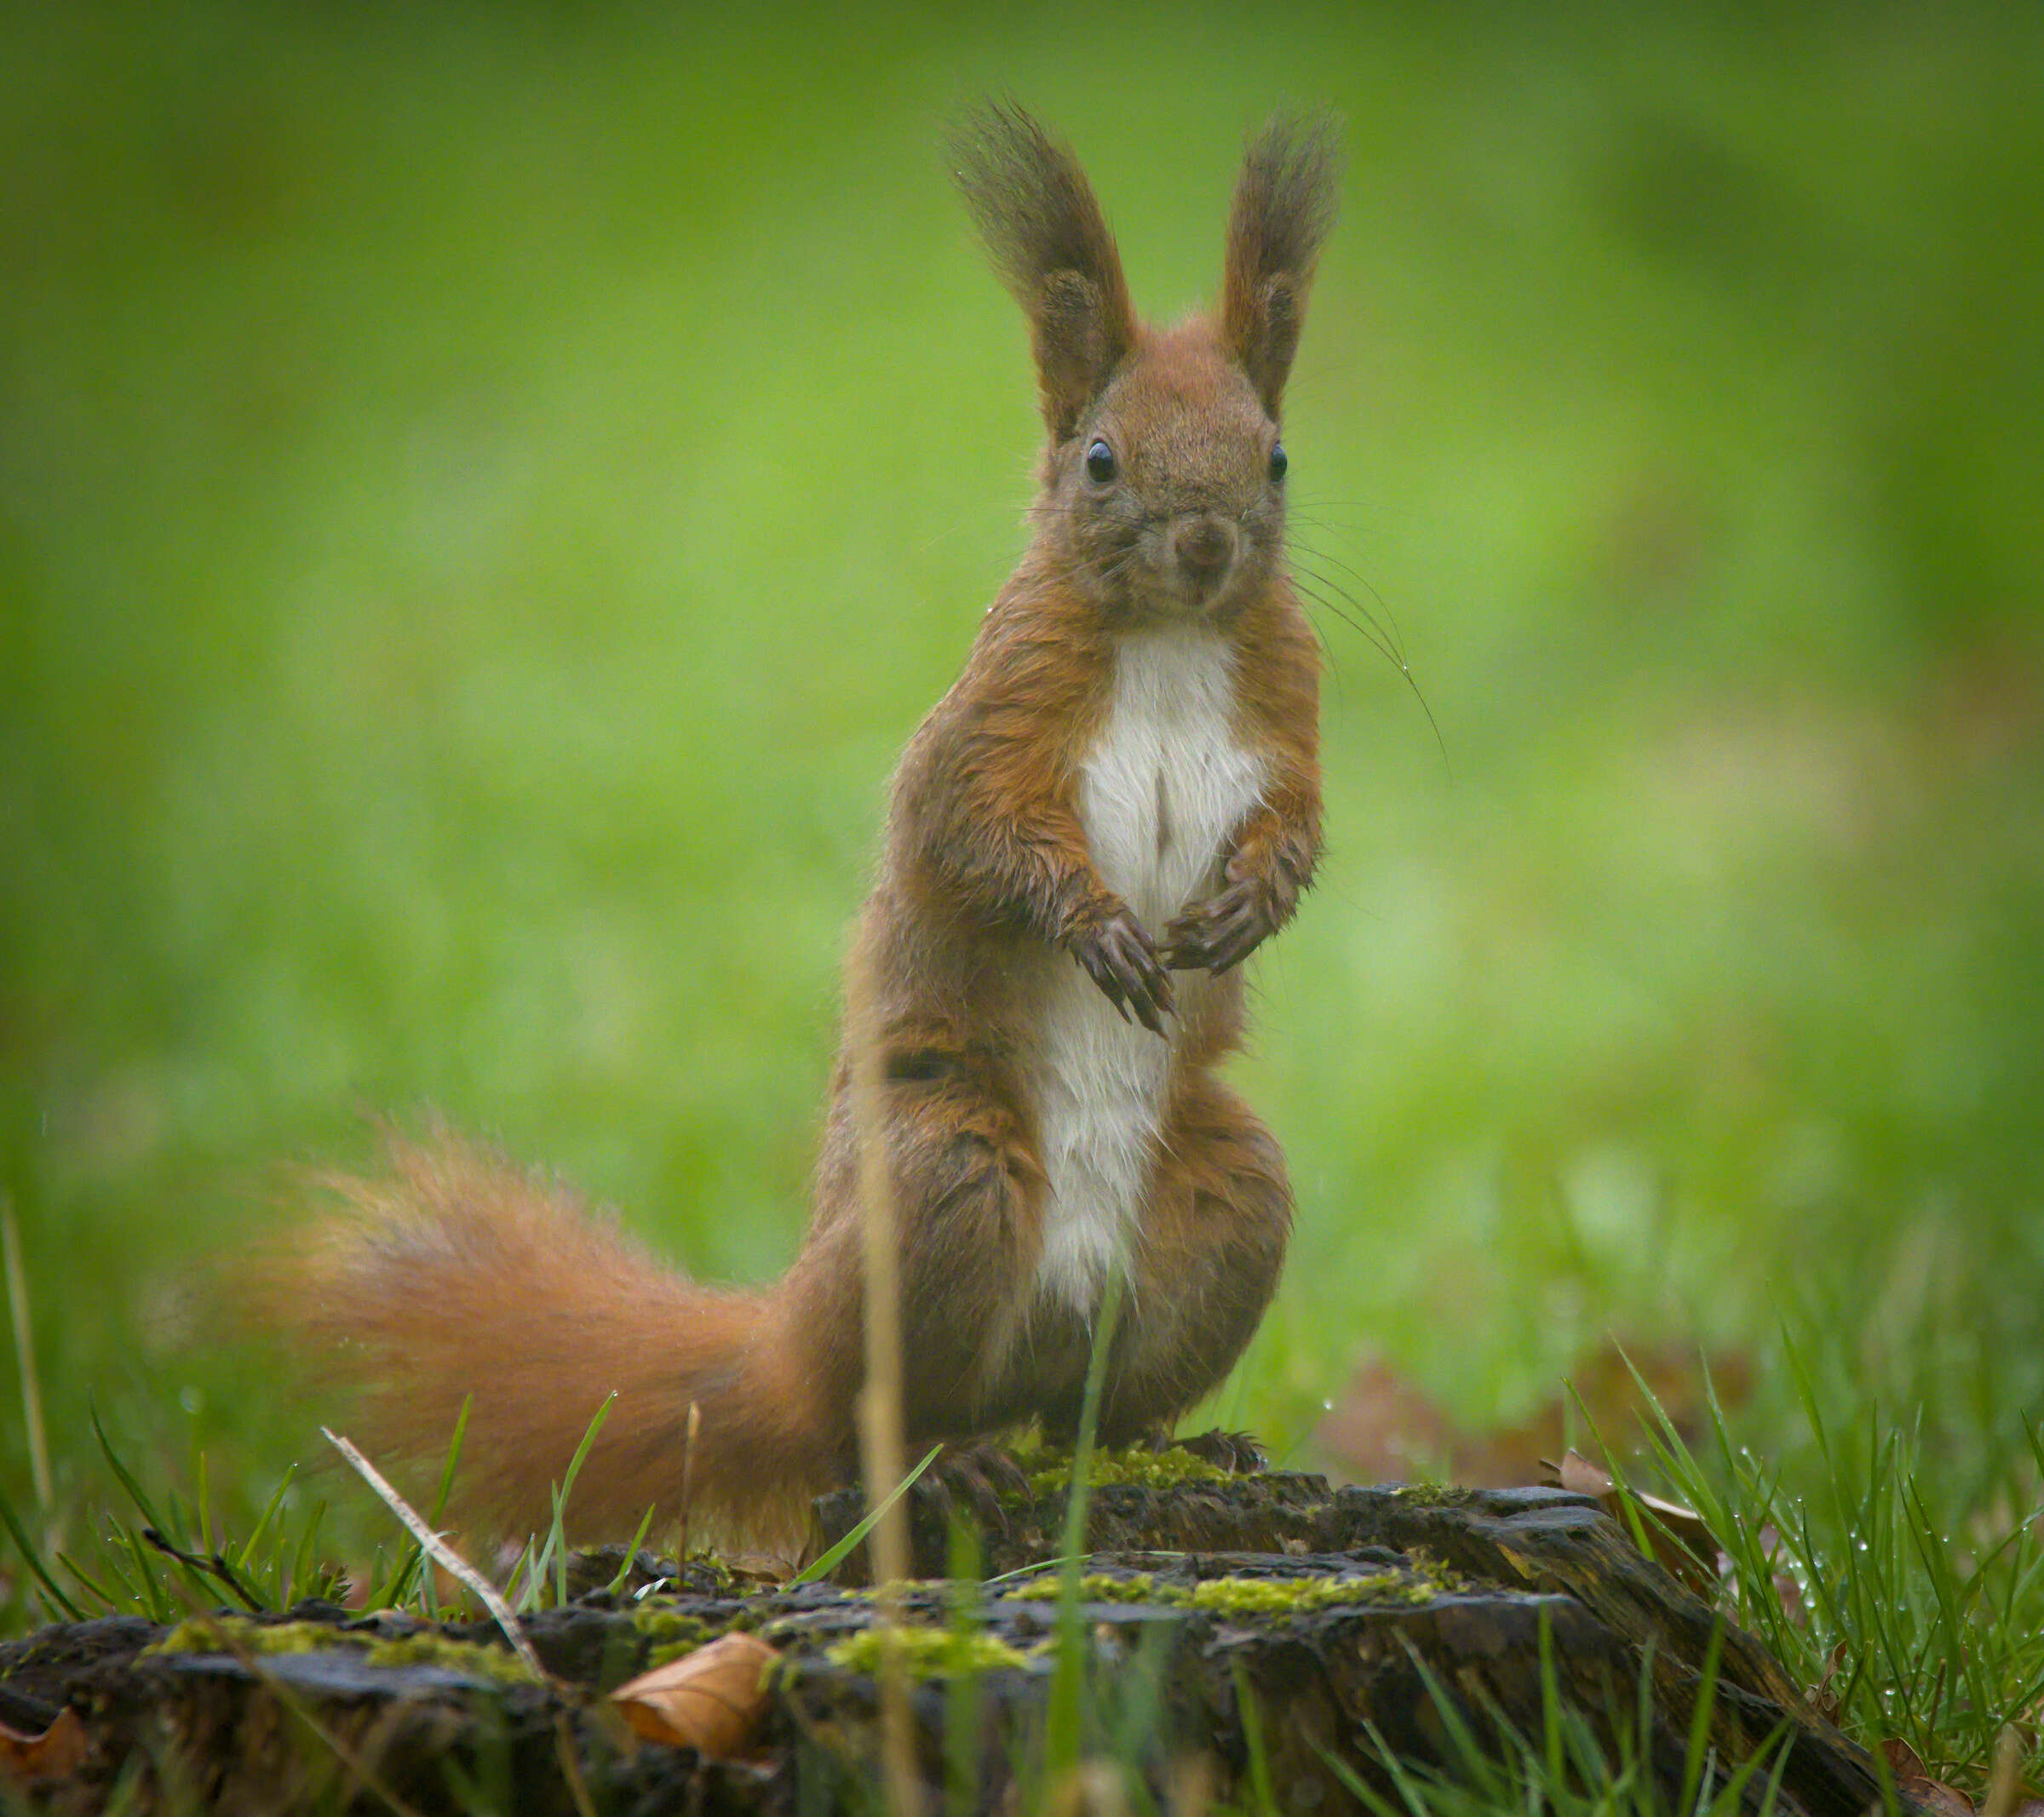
[1269,441,1288,483]
[1084,439,1117,484]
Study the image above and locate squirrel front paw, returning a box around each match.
[1163,875,1280,974]
[1067,903,1174,1036]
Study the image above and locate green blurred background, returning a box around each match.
[3,3,2041,1565]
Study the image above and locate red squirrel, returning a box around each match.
[275,106,1339,1543]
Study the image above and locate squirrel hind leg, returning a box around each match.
[1085,1080,1295,1444]
[812,1063,1052,1448]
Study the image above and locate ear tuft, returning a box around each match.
[951,102,1139,441]
[1222,112,1344,419]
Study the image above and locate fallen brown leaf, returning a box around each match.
[1806,1638,1850,1724]
[612,1632,778,1757]
[1901,1779,1977,1817]
[1878,1735,1985,1817]
[1882,1739,1930,1782]
[0,1707,88,1784]
[1545,1449,1719,1596]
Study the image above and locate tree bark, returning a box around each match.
[0,1480,1894,1816]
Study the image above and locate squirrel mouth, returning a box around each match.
[1118,566,1237,621]
[1167,516,1243,611]
[1170,558,1243,616]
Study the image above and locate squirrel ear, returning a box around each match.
[952,104,1139,443]
[1221,112,1343,421]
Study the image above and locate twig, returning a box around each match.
[141,1528,266,1613]
[679,1399,701,1567]
[323,1426,548,1681]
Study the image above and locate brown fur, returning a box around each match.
[267,108,1340,1545]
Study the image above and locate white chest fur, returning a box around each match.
[1031,624,1270,1314]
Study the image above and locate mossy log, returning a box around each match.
[0,1481,1892,1815]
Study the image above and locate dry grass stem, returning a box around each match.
[322,1425,547,1681]
[1,1197,52,1518]
[847,938,916,1808]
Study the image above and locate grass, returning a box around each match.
[1,0,2041,1808]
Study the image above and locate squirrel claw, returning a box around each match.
[1161,1427,1269,1475]
[1071,905,1174,1036]
[1164,879,1274,975]
[924,1442,1031,1537]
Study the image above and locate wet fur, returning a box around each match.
[268,108,1340,1544]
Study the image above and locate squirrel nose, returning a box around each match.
[1173,515,1238,582]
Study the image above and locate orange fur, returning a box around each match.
[270,1126,826,1539]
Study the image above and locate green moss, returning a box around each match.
[1001,1572,1157,1603]
[629,1607,713,1668]
[146,1618,334,1659]
[1180,1572,1438,1614]
[825,1625,1030,1680]
[1390,1483,1484,1506]
[626,1601,772,1665]
[846,1579,941,1602]
[686,1555,736,1593]
[630,1608,710,1645]
[144,1618,539,1683]
[359,1633,540,1683]
[1013,1438,1231,1499]
[1076,1572,1157,1602]
[1002,1565,1455,1613]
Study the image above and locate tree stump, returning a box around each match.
[0,1478,1892,1815]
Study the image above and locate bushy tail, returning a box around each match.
[258,1124,829,1546]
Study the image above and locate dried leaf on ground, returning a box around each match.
[1902,1779,1978,1817]
[1806,1638,1849,1723]
[0,1708,88,1784]
[612,1631,778,1757]
[1750,1523,1808,1630]
[1882,1739,1931,1781]
[1875,1735,1981,1817]
[1547,1449,1718,1596]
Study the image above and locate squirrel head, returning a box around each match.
[954,105,1342,622]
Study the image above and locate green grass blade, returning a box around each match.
[1679,1616,1726,1816]
[789,1442,944,1586]
[1045,1264,1127,1774]
[90,1402,175,1542]
[56,1550,129,1615]
[287,1498,328,1608]
[1537,1603,1563,1787]
[0,1487,85,1620]
[233,1464,298,1577]
[525,1391,615,1610]
[604,1503,661,1600]
[109,1514,175,1623]
[1232,1659,1278,1816]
